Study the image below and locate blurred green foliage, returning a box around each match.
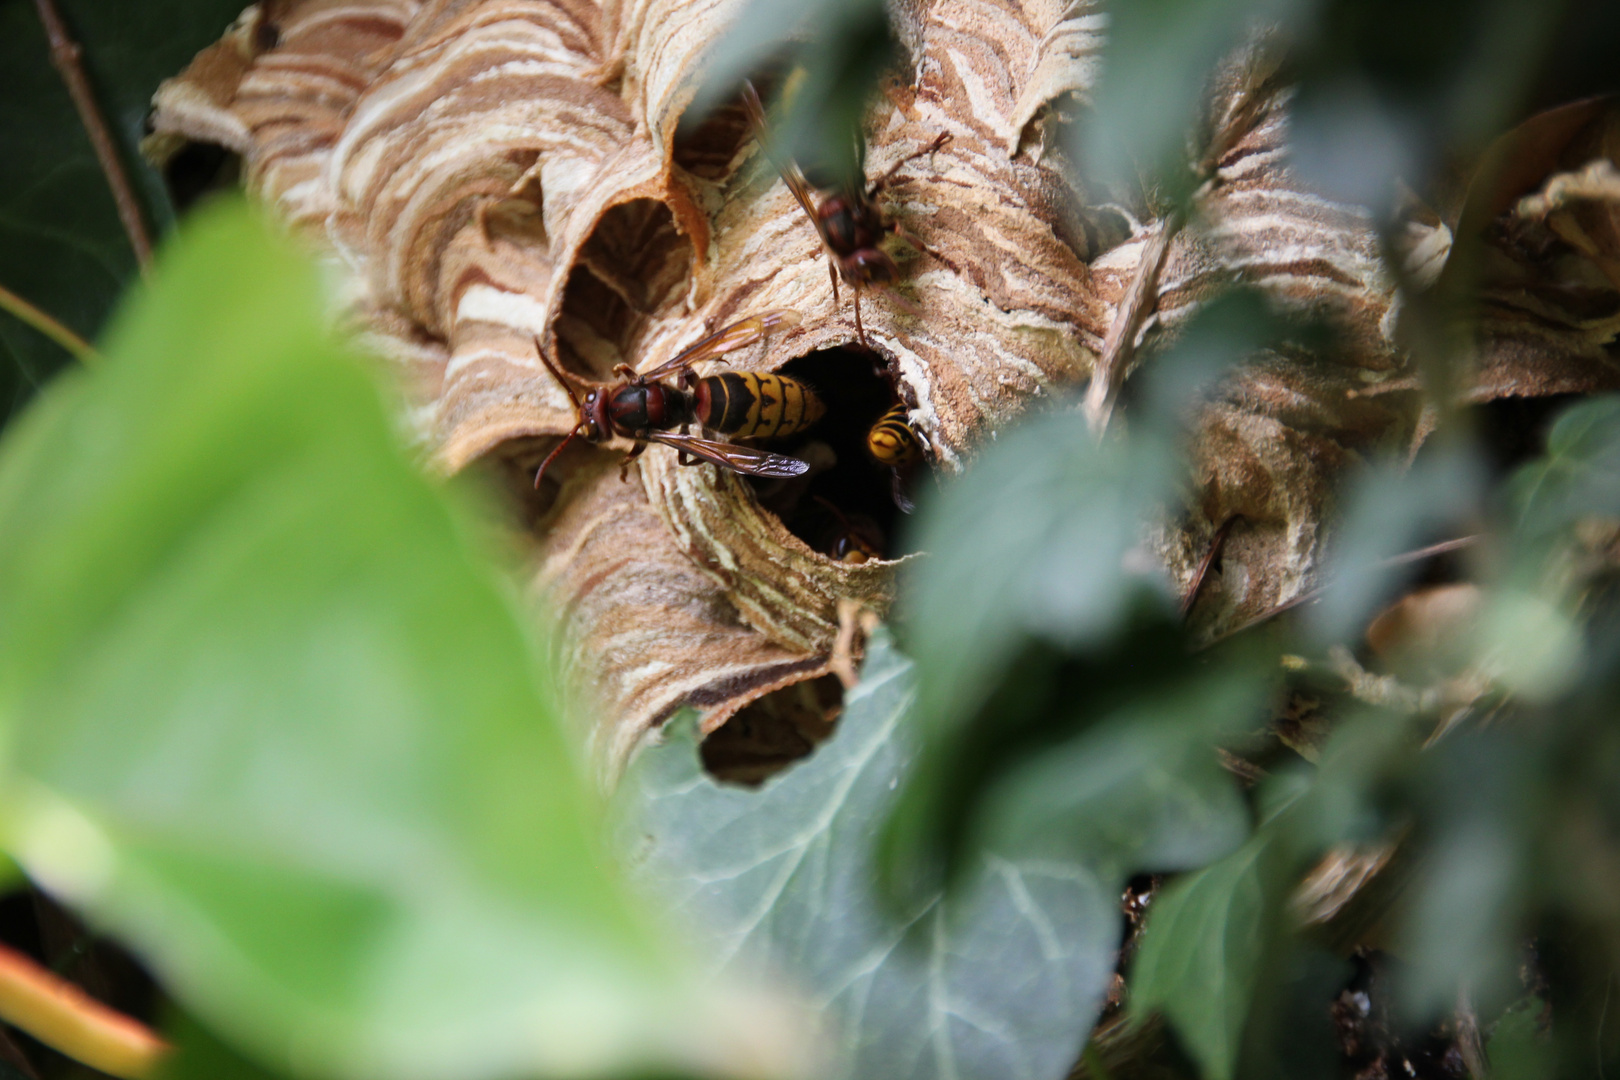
[695,0,898,188]
[0,199,795,1080]
[1127,828,1296,1080]
[842,1,1620,1077]
[6,1,1620,1080]
[1306,447,1485,645]
[882,360,1620,1079]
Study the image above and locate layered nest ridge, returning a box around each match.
[146,0,1620,774]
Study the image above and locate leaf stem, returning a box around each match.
[0,941,169,1079]
[32,0,154,271]
[0,283,98,365]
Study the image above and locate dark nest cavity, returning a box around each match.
[746,344,929,565]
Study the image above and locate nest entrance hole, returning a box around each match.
[672,92,756,182]
[156,141,243,213]
[700,674,844,784]
[672,72,788,183]
[554,198,692,382]
[746,346,925,563]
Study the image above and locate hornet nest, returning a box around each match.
[145,0,1620,778]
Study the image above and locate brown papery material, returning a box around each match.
[146,1,1615,777]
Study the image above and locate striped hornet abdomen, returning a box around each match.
[865,402,927,512]
[695,371,826,441]
[865,403,924,469]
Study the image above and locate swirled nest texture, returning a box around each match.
[147,0,1620,775]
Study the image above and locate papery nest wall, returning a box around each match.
[145,0,1620,777]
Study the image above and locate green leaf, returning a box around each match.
[887,291,1288,913]
[1230,943,1352,1080]
[898,287,1296,760]
[969,661,1264,878]
[1127,832,1295,1080]
[1125,711,1419,1080]
[1287,0,1562,208]
[160,1014,285,1080]
[1506,396,1620,544]
[1393,731,1535,1020]
[1075,0,1557,209]
[883,615,1274,911]
[0,199,800,1080]
[0,0,246,419]
[1485,998,1550,1080]
[619,634,1122,1080]
[900,412,1179,743]
[1473,587,1583,703]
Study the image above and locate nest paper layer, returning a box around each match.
[148,0,1620,773]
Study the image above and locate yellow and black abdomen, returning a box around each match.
[866,403,923,468]
[695,372,825,439]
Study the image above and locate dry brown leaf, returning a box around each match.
[1365,582,1483,672]
[1293,843,1397,928]
[1462,99,1620,403]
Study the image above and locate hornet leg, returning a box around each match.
[618,441,647,482]
[894,224,960,274]
[869,131,952,195]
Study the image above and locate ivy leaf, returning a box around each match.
[1506,396,1620,544]
[159,1015,283,1080]
[900,409,1181,747]
[1126,710,1422,1080]
[967,658,1265,879]
[619,634,1122,1080]
[894,289,1298,834]
[0,0,245,421]
[0,199,801,1080]
[1483,998,1551,1080]
[1394,731,1536,1020]
[1127,831,1295,1080]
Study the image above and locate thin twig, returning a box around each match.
[1181,515,1241,618]
[0,282,98,364]
[1083,213,1181,432]
[0,942,169,1079]
[1375,535,1482,570]
[32,0,153,270]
